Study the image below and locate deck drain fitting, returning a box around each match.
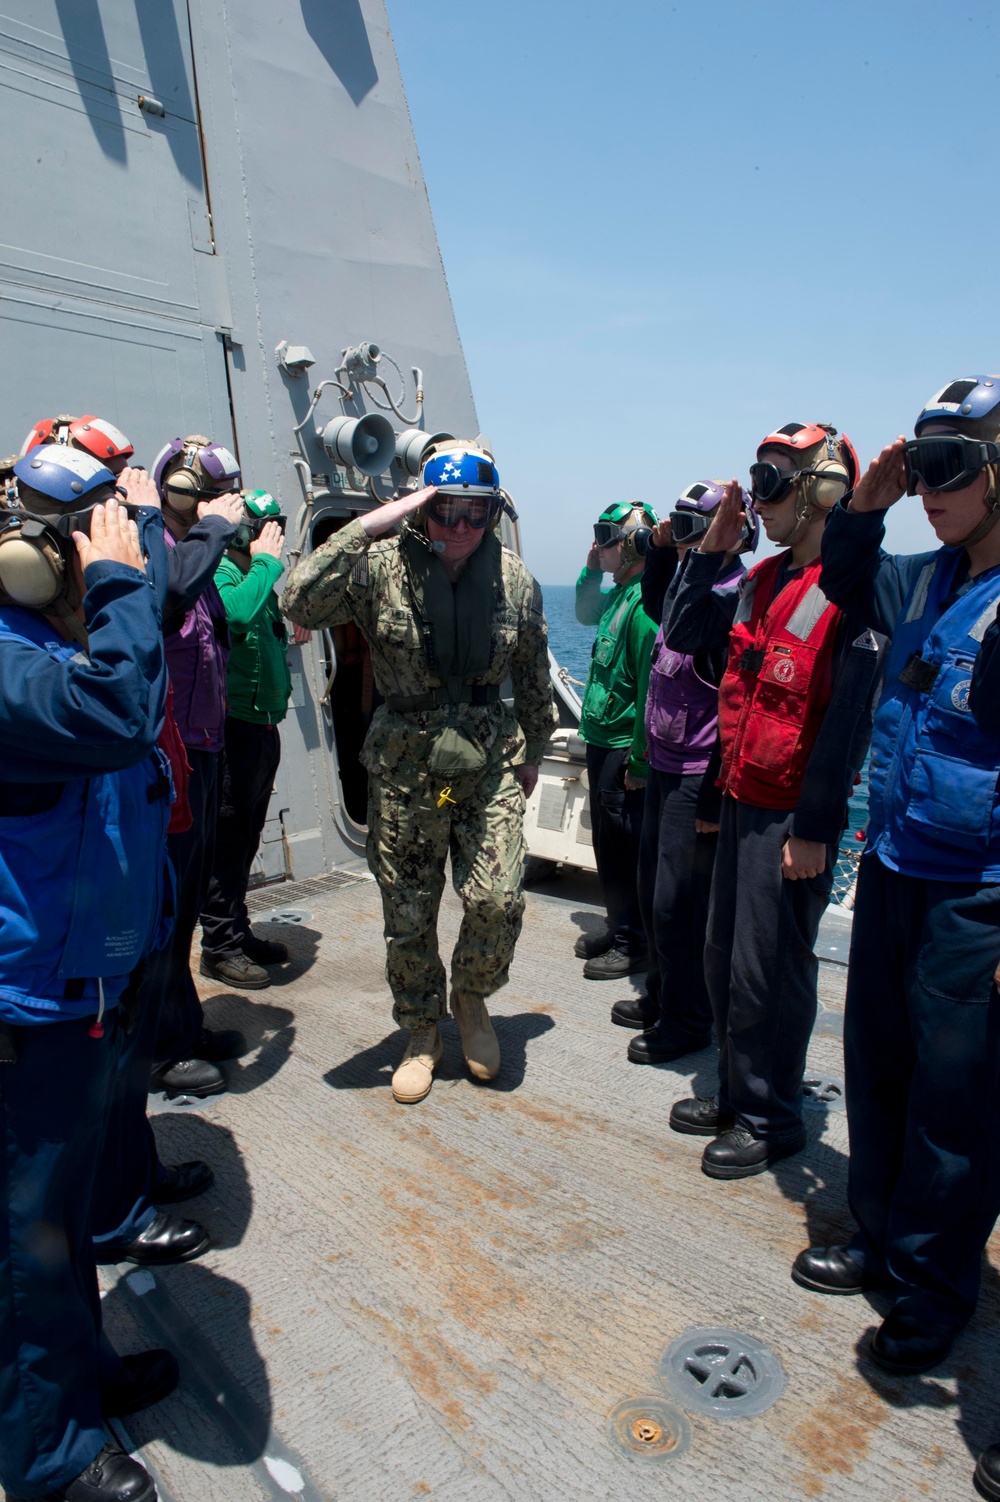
[257,907,313,926]
[802,1074,846,1111]
[606,1397,690,1460]
[659,1327,785,1419]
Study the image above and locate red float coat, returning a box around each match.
[717,553,843,810]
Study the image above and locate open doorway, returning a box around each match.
[311,515,380,827]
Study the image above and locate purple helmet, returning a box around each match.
[670,479,759,553]
[152,434,241,499]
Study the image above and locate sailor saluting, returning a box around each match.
[282,444,557,1102]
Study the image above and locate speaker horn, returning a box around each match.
[318,413,395,476]
[394,428,455,477]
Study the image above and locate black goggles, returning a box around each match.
[233,513,287,549]
[594,521,628,547]
[749,462,814,504]
[426,493,496,529]
[903,435,1000,496]
[669,509,712,544]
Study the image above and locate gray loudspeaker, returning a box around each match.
[394,428,455,477]
[318,413,395,476]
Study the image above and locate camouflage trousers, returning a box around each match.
[366,765,527,1027]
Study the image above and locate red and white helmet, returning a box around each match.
[20,414,134,471]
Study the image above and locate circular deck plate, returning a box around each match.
[605,1396,691,1460]
[659,1328,785,1419]
[802,1073,846,1111]
[255,907,314,926]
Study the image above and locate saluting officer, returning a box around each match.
[282,444,557,1103]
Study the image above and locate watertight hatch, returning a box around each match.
[605,1397,691,1460]
[659,1328,786,1419]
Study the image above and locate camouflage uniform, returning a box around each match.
[282,516,557,1026]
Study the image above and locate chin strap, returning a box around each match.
[958,464,1000,548]
[44,596,89,649]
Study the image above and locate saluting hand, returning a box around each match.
[849,437,907,514]
[250,520,286,562]
[361,485,438,537]
[116,465,159,511]
[649,517,674,550]
[698,480,746,554]
[74,499,146,574]
[198,493,245,525]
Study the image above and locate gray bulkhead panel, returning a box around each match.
[187,0,482,878]
[0,0,486,881]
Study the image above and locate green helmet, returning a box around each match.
[593,500,658,580]
[232,489,284,552]
[244,488,280,518]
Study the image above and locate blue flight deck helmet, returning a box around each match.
[420,443,502,529]
[907,376,1000,545]
[0,445,120,615]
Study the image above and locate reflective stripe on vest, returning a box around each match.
[717,552,842,810]
[867,549,1000,880]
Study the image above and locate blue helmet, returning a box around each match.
[11,445,117,524]
[915,376,1000,441]
[421,444,500,497]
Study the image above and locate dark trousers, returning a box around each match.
[154,748,219,1069]
[90,960,167,1258]
[585,743,646,953]
[0,1015,121,1497]
[845,854,1000,1327]
[201,719,281,958]
[706,795,835,1139]
[637,768,715,1038]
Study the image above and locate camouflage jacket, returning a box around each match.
[282,517,557,781]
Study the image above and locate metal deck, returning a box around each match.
[98,873,999,1501]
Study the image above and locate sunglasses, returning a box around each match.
[426,494,495,529]
[903,435,1000,496]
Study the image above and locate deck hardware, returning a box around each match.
[605,1397,690,1459]
[802,1073,846,1110]
[137,94,165,116]
[659,1328,785,1418]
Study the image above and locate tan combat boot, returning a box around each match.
[391,1021,442,1104]
[450,993,501,1082]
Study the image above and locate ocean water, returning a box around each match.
[539,578,868,899]
[541,582,596,688]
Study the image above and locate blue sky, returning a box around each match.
[388,0,998,583]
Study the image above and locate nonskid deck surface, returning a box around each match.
[98,873,998,1502]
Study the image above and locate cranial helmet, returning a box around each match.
[231,489,285,552]
[0,446,118,626]
[752,422,860,546]
[671,479,759,553]
[594,501,659,581]
[21,414,134,470]
[421,443,501,497]
[153,434,241,507]
[911,377,1000,546]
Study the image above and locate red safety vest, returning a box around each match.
[717,553,842,810]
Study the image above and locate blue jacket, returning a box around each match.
[822,500,1000,882]
[0,556,171,1024]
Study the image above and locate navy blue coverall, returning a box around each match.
[0,530,169,1497]
[821,501,1000,1328]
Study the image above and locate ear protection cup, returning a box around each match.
[805,462,850,511]
[0,521,66,607]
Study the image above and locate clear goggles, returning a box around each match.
[903,435,1000,496]
[426,492,497,529]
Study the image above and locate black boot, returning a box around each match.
[791,1245,870,1295]
[869,1310,958,1374]
[120,1211,211,1266]
[7,1443,158,1501]
[669,1096,735,1136]
[101,1348,180,1417]
[610,995,658,1029]
[627,1021,712,1064]
[199,951,270,989]
[150,1057,225,1099]
[582,947,648,980]
[701,1125,806,1179]
[975,1444,1000,1500]
[242,930,290,965]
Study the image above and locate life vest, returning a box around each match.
[163,529,230,752]
[717,553,842,809]
[0,607,173,1023]
[645,559,743,776]
[579,576,655,747]
[867,550,1000,882]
